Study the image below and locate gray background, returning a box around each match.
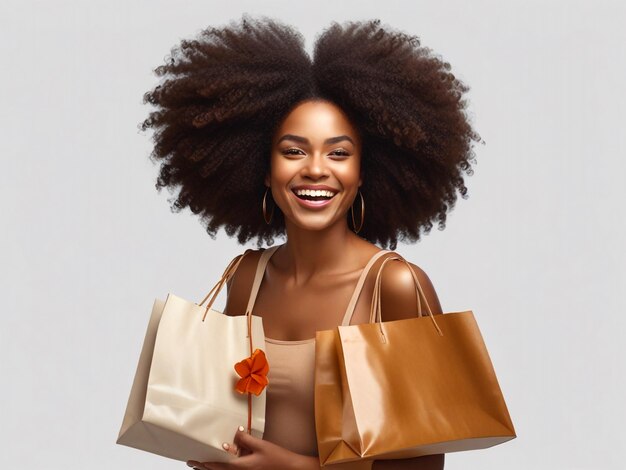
[1,1,624,469]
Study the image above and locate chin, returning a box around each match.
[291,220,332,231]
[288,213,347,232]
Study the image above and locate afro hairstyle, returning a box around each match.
[140,14,482,250]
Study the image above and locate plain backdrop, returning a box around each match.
[1,1,624,469]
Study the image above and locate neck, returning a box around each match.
[278,218,363,285]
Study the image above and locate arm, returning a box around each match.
[371,258,445,470]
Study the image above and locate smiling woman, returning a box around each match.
[141,13,481,470]
[267,100,363,231]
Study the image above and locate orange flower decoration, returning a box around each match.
[234,348,269,396]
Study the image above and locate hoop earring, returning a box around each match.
[350,190,364,233]
[262,187,274,224]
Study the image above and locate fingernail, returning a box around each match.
[238,425,245,432]
[222,442,230,450]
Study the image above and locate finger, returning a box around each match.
[202,463,227,470]
[186,461,207,470]
[221,441,239,456]
[233,426,261,453]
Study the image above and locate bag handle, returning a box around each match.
[369,255,443,343]
[198,248,255,322]
[197,249,264,436]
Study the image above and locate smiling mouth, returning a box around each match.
[291,189,338,202]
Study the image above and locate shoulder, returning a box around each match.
[222,247,265,316]
[377,254,444,322]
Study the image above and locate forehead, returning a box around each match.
[273,100,359,144]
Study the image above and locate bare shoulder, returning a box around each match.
[222,248,264,316]
[378,255,444,321]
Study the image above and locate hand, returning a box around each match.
[186,425,311,470]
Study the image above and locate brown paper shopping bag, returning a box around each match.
[315,255,516,466]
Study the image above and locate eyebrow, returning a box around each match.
[276,134,355,146]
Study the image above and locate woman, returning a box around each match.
[141,15,480,470]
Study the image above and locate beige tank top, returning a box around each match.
[243,245,392,470]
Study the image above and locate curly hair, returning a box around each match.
[140,14,482,250]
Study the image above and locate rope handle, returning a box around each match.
[369,255,443,342]
[197,248,255,322]
[197,248,260,434]
[195,248,261,435]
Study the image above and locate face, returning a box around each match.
[266,100,362,232]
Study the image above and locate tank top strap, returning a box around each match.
[244,245,280,315]
[340,249,393,326]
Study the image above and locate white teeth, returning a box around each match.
[294,188,336,198]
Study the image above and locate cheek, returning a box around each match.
[335,161,361,187]
[269,155,295,186]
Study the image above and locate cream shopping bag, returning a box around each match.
[116,250,269,462]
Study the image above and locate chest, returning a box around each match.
[253,268,377,341]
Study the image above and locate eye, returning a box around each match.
[330,149,350,157]
[280,148,351,157]
[282,148,304,156]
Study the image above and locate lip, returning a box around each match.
[290,187,338,210]
[291,184,339,193]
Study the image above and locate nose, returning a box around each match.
[302,152,329,179]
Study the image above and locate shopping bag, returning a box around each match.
[116,249,270,462]
[315,255,516,466]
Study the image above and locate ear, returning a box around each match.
[264,173,270,187]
